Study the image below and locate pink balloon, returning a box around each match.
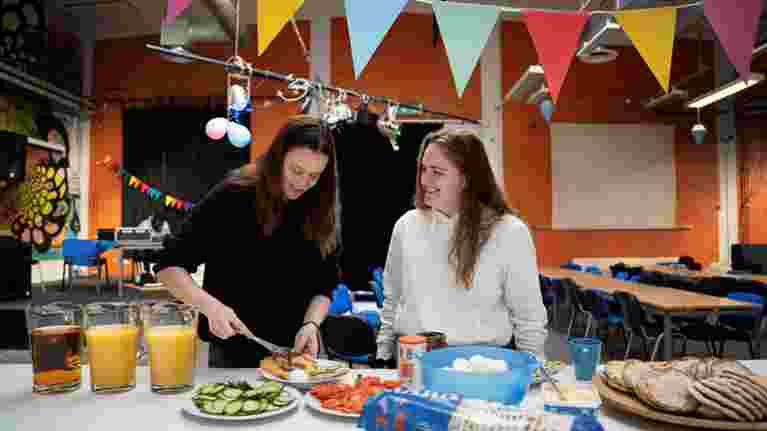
[205,117,228,140]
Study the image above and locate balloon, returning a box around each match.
[691,123,707,145]
[205,117,228,140]
[226,122,251,148]
[538,99,555,123]
[229,84,249,111]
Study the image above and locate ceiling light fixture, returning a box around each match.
[500,64,545,105]
[685,73,765,109]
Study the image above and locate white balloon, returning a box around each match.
[205,117,228,140]
[226,122,251,148]
[229,84,248,111]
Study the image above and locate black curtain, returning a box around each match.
[335,121,441,291]
[122,109,250,232]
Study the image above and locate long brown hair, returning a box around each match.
[227,115,338,258]
[414,128,519,288]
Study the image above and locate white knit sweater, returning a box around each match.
[376,209,548,360]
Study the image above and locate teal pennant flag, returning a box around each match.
[432,1,500,97]
[344,0,409,78]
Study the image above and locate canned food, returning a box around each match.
[417,331,448,352]
[398,335,426,389]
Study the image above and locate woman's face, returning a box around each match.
[420,143,464,216]
[282,147,329,200]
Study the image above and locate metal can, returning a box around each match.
[398,335,426,389]
[417,331,448,352]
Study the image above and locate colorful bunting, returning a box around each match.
[704,0,764,80]
[432,1,500,97]
[98,158,194,212]
[344,0,409,78]
[163,0,193,25]
[523,11,589,103]
[257,0,305,55]
[614,7,677,93]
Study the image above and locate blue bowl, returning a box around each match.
[419,346,539,405]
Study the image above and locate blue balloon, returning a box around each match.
[539,98,555,123]
[226,122,251,148]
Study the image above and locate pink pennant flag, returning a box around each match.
[164,0,193,25]
[704,0,764,79]
[523,11,590,104]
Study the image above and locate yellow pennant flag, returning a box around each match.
[614,7,677,93]
[257,0,305,55]
[165,195,177,207]
[128,176,140,188]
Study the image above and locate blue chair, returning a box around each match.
[329,283,354,315]
[372,266,383,284]
[615,272,629,280]
[62,239,111,295]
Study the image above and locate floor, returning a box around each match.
[1,276,764,365]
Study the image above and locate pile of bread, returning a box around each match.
[602,357,767,422]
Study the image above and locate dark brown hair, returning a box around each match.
[414,128,519,288]
[227,115,338,258]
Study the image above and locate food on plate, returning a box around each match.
[599,357,767,422]
[191,379,293,416]
[309,375,400,415]
[260,352,345,380]
[603,360,631,393]
[442,355,509,373]
[532,360,566,383]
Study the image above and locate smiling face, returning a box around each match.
[281,147,329,200]
[419,143,465,216]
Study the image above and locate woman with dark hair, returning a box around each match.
[375,128,548,364]
[157,115,339,367]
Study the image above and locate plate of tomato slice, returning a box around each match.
[304,375,401,418]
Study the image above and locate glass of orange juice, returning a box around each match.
[142,302,198,393]
[83,302,140,393]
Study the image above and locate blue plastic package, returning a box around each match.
[358,388,462,431]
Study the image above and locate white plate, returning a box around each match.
[182,385,301,421]
[261,360,349,388]
[304,391,361,418]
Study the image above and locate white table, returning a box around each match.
[1,362,764,431]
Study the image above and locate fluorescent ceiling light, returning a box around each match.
[501,64,545,104]
[576,19,621,57]
[643,87,688,109]
[686,73,765,109]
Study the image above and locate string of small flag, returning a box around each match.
[163,0,763,102]
[96,157,195,212]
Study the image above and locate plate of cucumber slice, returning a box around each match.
[183,379,301,421]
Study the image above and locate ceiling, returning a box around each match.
[48,0,710,42]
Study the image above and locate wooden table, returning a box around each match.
[540,267,757,360]
[647,265,767,285]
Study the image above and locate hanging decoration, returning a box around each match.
[344,0,410,78]
[377,102,401,151]
[163,0,193,25]
[205,117,228,140]
[614,7,677,93]
[538,98,555,123]
[703,0,764,80]
[10,158,71,253]
[97,157,195,211]
[225,58,253,148]
[257,0,305,56]
[691,109,707,145]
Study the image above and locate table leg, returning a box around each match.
[663,313,672,360]
[118,249,123,297]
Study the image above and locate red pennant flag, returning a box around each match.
[704,0,764,80]
[140,183,149,193]
[164,0,193,25]
[523,11,590,103]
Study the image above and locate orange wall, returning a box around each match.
[90,15,722,268]
[739,121,767,243]
[501,21,720,266]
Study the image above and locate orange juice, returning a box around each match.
[85,324,138,391]
[145,325,196,391]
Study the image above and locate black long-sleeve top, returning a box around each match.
[155,180,337,363]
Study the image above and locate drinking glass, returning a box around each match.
[27,302,83,394]
[83,302,140,393]
[142,301,198,393]
[568,337,602,382]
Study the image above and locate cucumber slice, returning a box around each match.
[224,400,243,415]
[207,384,226,395]
[205,399,227,415]
[201,401,216,414]
[193,395,218,402]
[271,392,293,407]
[198,384,217,395]
[242,400,262,414]
[243,389,260,399]
[220,388,243,400]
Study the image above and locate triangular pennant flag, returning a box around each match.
[523,11,589,103]
[344,0,409,78]
[615,7,677,93]
[163,0,193,25]
[433,1,500,97]
[257,0,305,55]
[140,183,149,193]
[704,0,764,79]
[128,176,140,188]
[165,195,177,207]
